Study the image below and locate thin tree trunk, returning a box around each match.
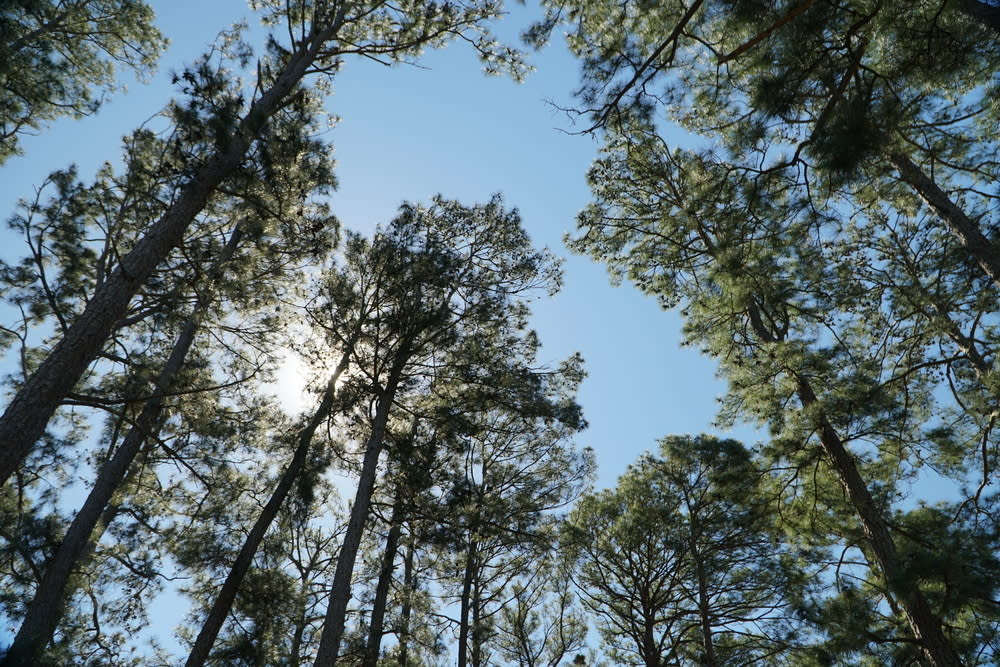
[718,0,820,64]
[1,226,244,667]
[690,545,717,667]
[362,501,405,667]
[471,573,483,667]
[895,249,994,384]
[313,346,410,666]
[887,151,1000,291]
[398,540,415,667]
[798,377,962,667]
[184,337,355,667]
[289,589,309,667]
[457,539,478,667]
[747,300,963,667]
[0,8,349,485]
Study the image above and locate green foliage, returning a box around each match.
[546,0,1000,662]
[0,0,165,163]
[567,435,803,666]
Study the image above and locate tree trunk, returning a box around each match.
[897,257,994,385]
[641,607,660,667]
[887,151,1000,291]
[690,544,717,667]
[361,501,404,667]
[795,376,962,667]
[398,540,415,667]
[289,591,309,667]
[471,572,484,667]
[746,300,963,667]
[312,346,410,666]
[0,10,349,486]
[1,226,244,667]
[184,338,355,667]
[457,539,478,667]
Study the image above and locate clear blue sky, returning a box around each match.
[0,0,753,494]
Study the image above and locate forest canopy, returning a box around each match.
[1,0,999,665]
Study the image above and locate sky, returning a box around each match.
[0,0,754,495]
[4,1,972,659]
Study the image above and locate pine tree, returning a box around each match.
[0,0,165,162]
[535,2,1000,663]
[568,129,999,663]
[308,194,570,666]
[0,0,525,484]
[566,435,800,666]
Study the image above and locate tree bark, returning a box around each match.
[1,226,243,667]
[0,9,348,486]
[184,337,355,667]
[312,345,410,666]
[361,501,404,667]
[887,151,1000,291]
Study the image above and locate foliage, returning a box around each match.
[566,435,802,666]
[0,0,166,163]
[541,0,1000,663]
[3,0,1000,664]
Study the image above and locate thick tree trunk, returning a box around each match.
[184,339,355,667]
[5,323,196,667]
[312,347,409,667]
[0,10,348,486]
[641,614,659,667]
[746,301,963,667]
[887,151,1000,291]
[361,501,404,667]
[1,227,244,667]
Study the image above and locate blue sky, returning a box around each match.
[0,0,751,492]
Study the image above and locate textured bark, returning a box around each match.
[3,484,125,666]
[0,9,348,485]
[361,501,404,667]
[184,339,354,667]
[747,301,963,667]
[888,151,1000,291]
[1,226,243,667]
[312,347,409,666]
